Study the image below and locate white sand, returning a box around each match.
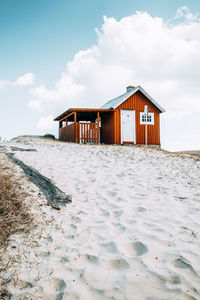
[2,136,200,299]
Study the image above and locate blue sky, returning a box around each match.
[2,0,197,81]
[0,0,200,150]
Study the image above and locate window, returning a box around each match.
[140,112,154,125]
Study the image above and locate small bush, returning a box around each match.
[43,134,55,140]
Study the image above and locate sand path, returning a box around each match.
[6,137,200,300]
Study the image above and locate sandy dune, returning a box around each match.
[2,136,200,299]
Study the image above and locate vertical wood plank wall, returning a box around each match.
[101,112,115,144]
[115,91,160,145]
[59,123,78,142]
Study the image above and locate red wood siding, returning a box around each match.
[101,112,115,144]
[115,91,160,145]
[59,123,79,142]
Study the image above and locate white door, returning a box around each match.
[121,110,136,144]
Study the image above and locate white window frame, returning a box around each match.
[140,112,154,125]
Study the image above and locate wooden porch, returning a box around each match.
[59,122,99,144]
[56,109,113,144]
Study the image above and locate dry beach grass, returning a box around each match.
[0,148,64,299]
[172,150,200,160]
[0,153,33,298]
[0,171,32,247]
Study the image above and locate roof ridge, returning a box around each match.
[101,86,165,112]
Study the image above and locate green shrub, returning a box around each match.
[43,134,55,140]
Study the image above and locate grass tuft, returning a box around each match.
[0,173,32,248]
[0,158,33,297]
[43,133,55,140]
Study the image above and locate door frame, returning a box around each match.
[120,109,136,144]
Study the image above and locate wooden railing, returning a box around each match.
[59,122,99,144]
[79,122,98,144]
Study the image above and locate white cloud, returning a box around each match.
[37,115,56,130]
[0,73,35,89]
[29,7,200,119]
[174,6,199,22]
[29,76,85,111]
[13,73,35,86]
[0,80,9,89]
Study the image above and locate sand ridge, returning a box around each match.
[2,136,200,299]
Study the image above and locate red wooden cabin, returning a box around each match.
[54,85,165,145]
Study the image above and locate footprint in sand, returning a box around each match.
[71,216,82,223]
[57,279,67,292]
[102,241,119,254]
[108,203,119,209]
[107,190,117,197]
[60,256,70,263]
[84,254,100,264]
[137,207,146,212]
[112,222,126,233]
[109,259,130,270]
[132,241,148,256]
[100,208,110,217]
[172,257,196,274]
[42,278,67,295]
[118,241,148,257]
[65,234,75,240]
[70,224,77,231]
[168,275,181,285]
[117,196,127,202]
[114,210,123,218]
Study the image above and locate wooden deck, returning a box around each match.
[59,122,99,144]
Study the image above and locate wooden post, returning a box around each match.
[97,112,100,144]
[80,123,82,144]
[145,122,147,146]
[89,123,91,143]
[74,112,77,142]
[114,111,116,144]
[144,105,148,146]
[59,121,62,140]
[75,123,77,143]
[91,123,93,143]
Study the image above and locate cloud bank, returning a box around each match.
[30,6,200,126]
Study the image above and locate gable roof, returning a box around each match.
[101,85,165,112]
[54,108,113,121]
